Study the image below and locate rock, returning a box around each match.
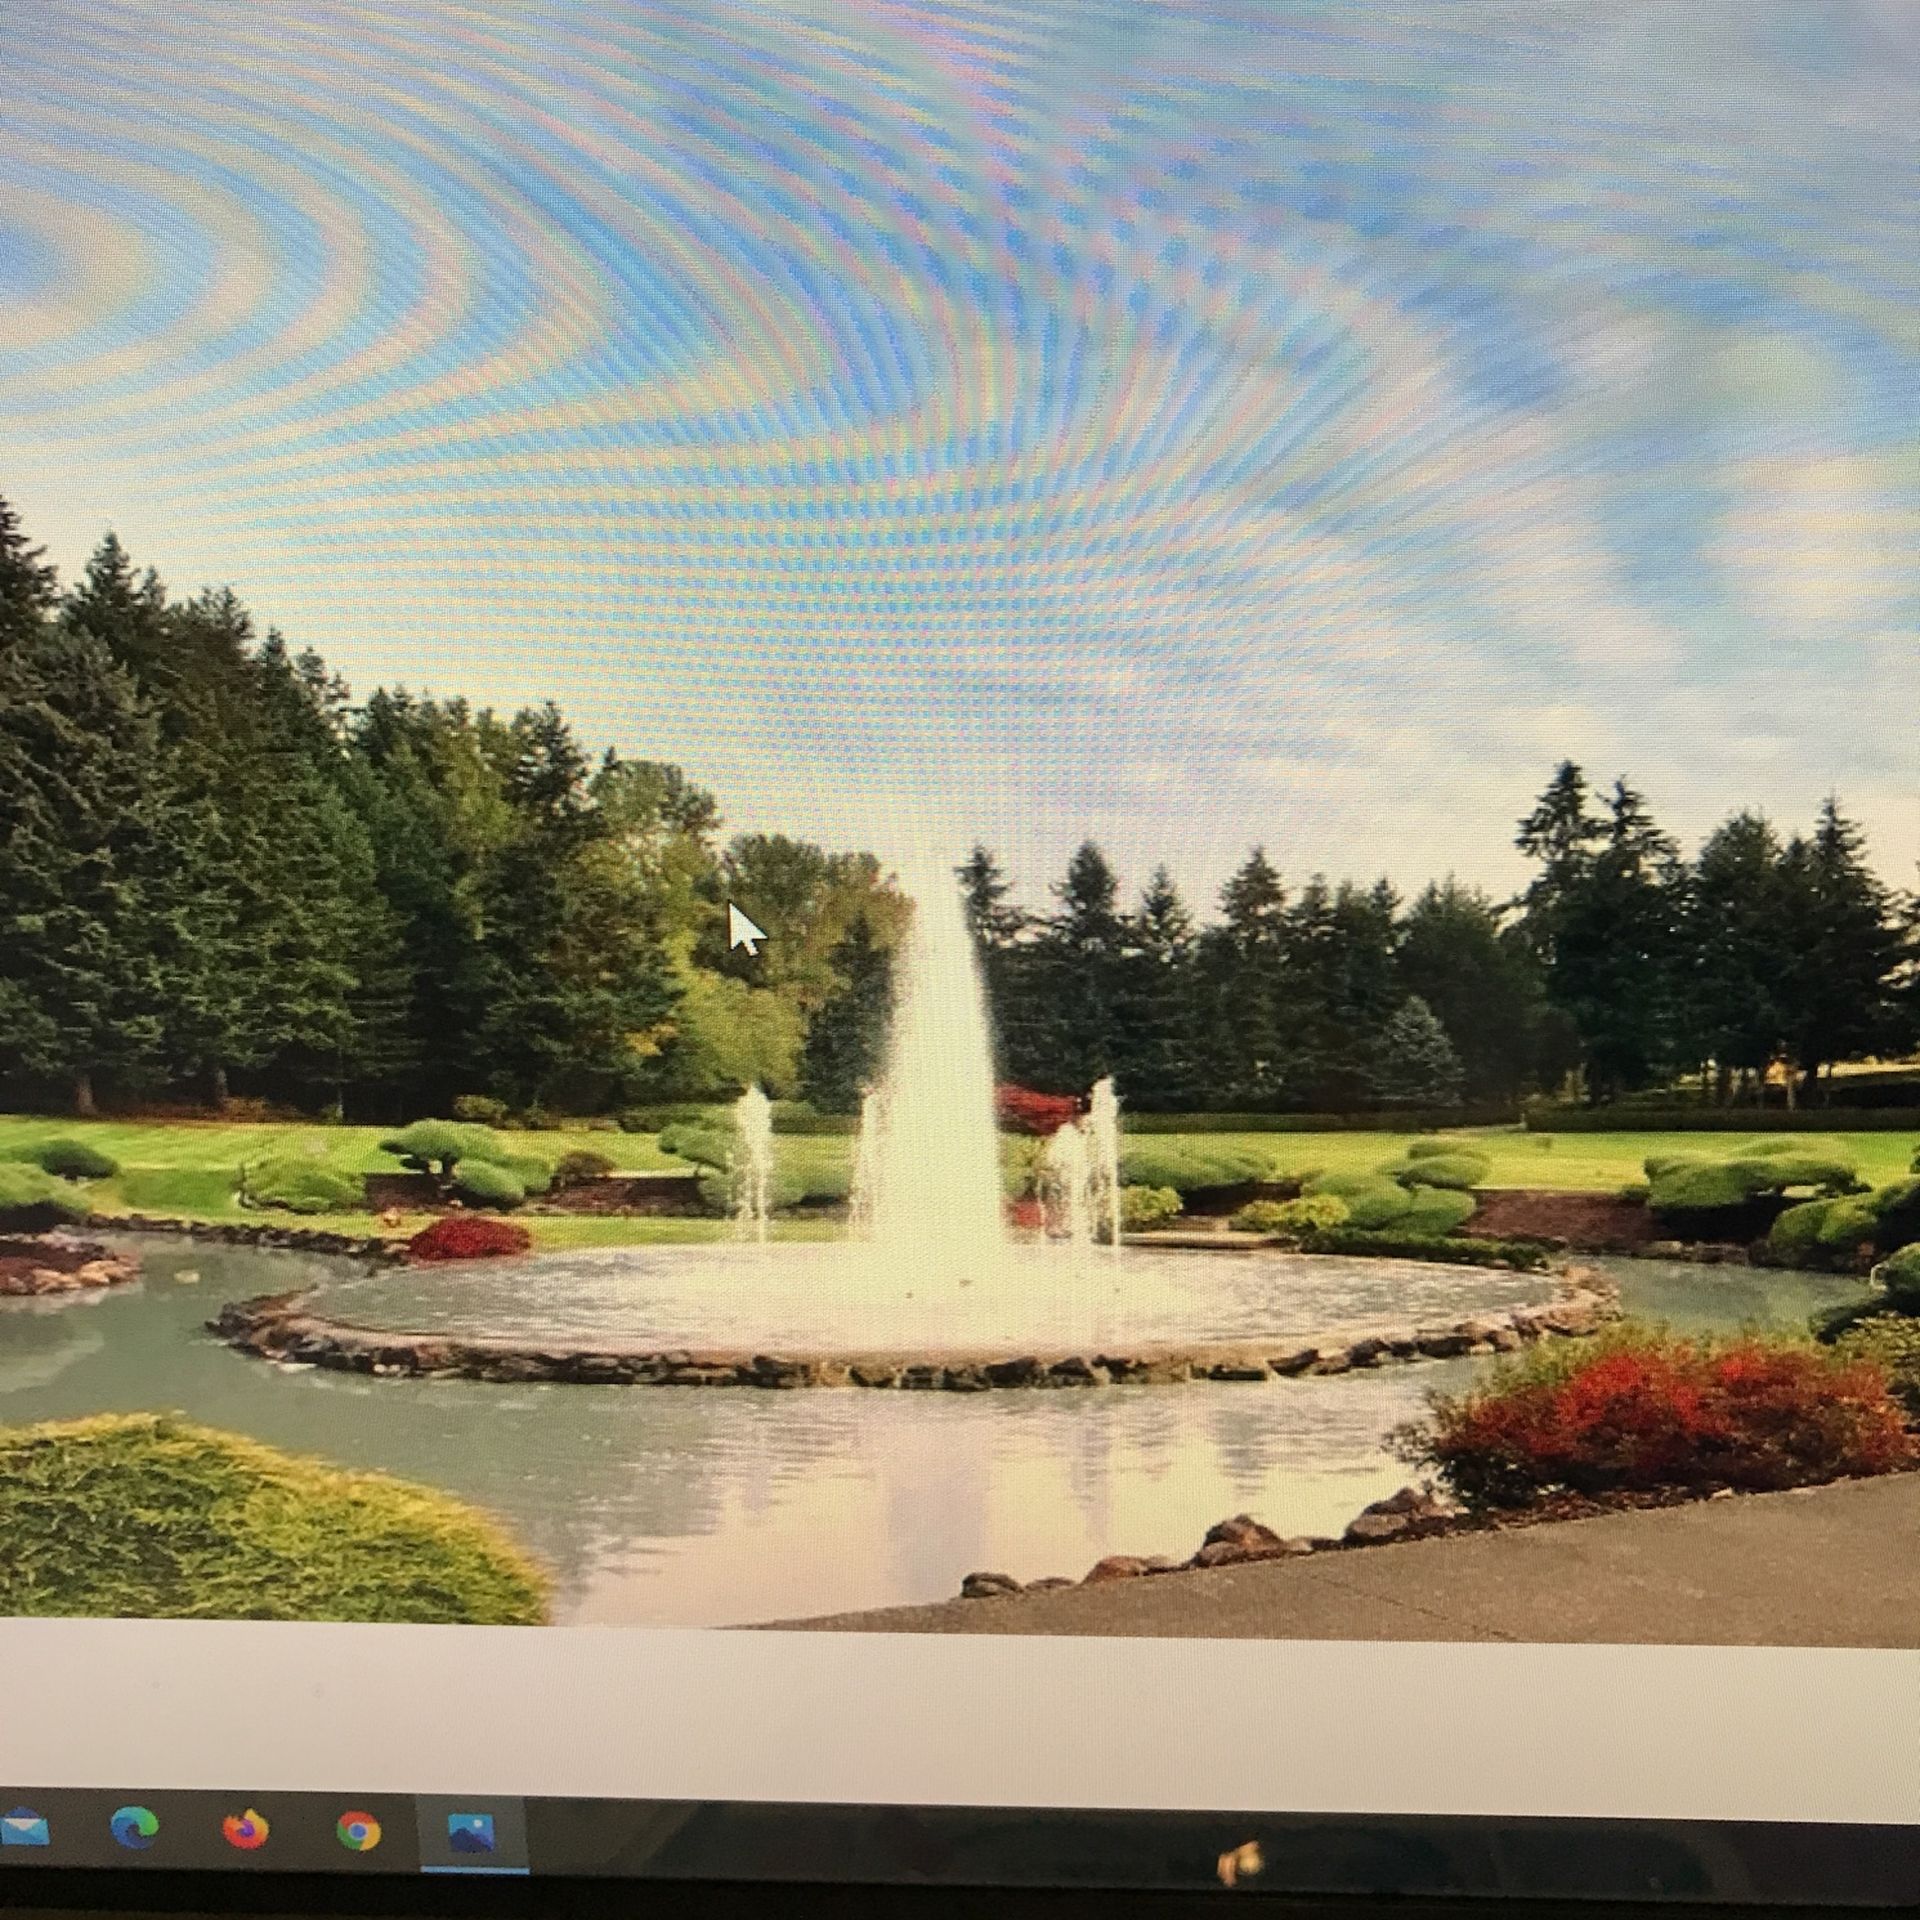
[1267,1345,1316,1376]
[1202,1513,1285,1552]
[1308,1347,1352,1374]
[1141,1555,1184,1574]
[960,1571,1023,1599]
[1344,1510,1409,1545]
[1082,1554,1151,1584]
[1366,1485,1433,1517]
[983,1355,1041,1387]
[1025,1576,1075,1592]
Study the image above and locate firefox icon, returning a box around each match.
[221,1809,269,1851]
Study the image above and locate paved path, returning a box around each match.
[775,1474,1920,1645]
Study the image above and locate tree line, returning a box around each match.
[957,769,1914,1112]
[1,490,1912,1119]
[0,494,902,1119]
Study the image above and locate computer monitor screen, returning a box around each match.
[1,0,1916,1901]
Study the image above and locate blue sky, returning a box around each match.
[1,0,1915,907]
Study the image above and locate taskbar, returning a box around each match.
[1,1793,1916,1904]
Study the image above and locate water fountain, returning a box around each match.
[732,1084,774,1243]
[300,865,1556,1372]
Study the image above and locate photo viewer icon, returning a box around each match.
[447,1813,496,1855]
[1,1808,50,1847]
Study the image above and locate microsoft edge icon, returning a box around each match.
[447,1812,496,1855]
[2,1808,51,1847]
[110,1806,160,1850]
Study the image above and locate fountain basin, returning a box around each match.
[212,1246,1615,1389]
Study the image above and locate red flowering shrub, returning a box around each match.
[1398,1331,1915,1511]
[996,1084,1081,1136]
[407,1216,533,1263]
[1005,1197,1046,1231]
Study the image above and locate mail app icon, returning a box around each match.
[2,1807,51,1847]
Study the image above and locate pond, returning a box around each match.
[0,1240,1873,1626]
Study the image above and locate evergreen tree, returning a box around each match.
[1683,813,1793,1102]
[1780,799,1907,1098]
[1033,841,1127,1092]
[1396,880,1545,1102]
[798,915,895,1111]
[1373,996,1464,1107]
[0,548,184,1112]
[1113,865,1198,1108]
[1195,847,1289,1105]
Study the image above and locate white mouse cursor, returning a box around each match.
[727,903,767,956]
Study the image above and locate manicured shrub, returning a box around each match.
[378,1120,499,1180]
[552,1149,617,1189]
[450,1094,511,1126]
[1767,1198,1839,1264]
[35,1138,120,1181]
[1403,1138,1454,1161]
[995,1084,1081,1137]
[695,1166,807,1215]
[493,1153,553,1197]
[452,1159,526,1210]
[1377,1148,1490,1191]
[407,1215,533,1262]
[617,1103,710,1133]
[244,1157,363,1216]
[1117,1141,1269,1195]
[1831,1313,1920,1418]
[1395,1330,1915,1511]
[658,1123,733,1172]
[1399,1185,1477,1234]
[1873,1242,1920,1314]
[0,1414,548,1623]
[1119,1185,1183,1233]
[1647,1142,1859,1218]
[1303,1230,1552,1271]
[1231,1193,1349,1236]
[1302,1170,1412,1229]
[0,1164,88,1231]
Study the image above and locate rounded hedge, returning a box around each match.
[0,1414,548,1624]
[493,1153,553,1197]
[1400,1185,1478,1234]
[1303,1170,1411,1229]
[1832,1310,1920,1418]
[1231,1193,1348,1236]
[1873,1242,1920,1314]
[1378,1148,1489,1191]
[553,1149,617,1189]
[379,1120,500,1176]
[1119,1185,1183,1233]
[0,1164,88,1231]
[659,1123,734,1172]
[36,1137,120,1181]
[1116,1141,1270,1194]
[245,1157,362,1216]
[1402,1139,1454,1161]
[452,1159,526,1210]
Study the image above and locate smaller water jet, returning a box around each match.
[732,1084,774,1243]
[1038,1076,1123,1253]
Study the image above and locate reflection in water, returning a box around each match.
[0,1242,1871,1626]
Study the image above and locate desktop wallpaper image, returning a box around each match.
[0,0,1916,1638]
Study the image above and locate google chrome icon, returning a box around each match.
[110,1806,159,1850]
[336,1811,382,1853]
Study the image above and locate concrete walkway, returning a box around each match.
[776,1473,1920,1646]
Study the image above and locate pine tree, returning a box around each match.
[798,915,894,1112]
[1373,996,1464,1108]
[1114,865,1198,1108]
[0,533,184,1111]
[1195,847,1289,1105]
[1780,799,1906,1099]
[1396,880,1546,1102]
[1033,841,1127,1092]
[1684,813,1792,1102]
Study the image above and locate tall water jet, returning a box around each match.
[732,1083,774,1243]
[848,1088,883,1240]
[1086,1076,1123,1253]
[1041,1119,1093,1247]
[853,864,1005,1278]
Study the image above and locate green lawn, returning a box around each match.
[2,1114,1913,1249]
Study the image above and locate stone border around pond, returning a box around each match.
[210,1269,1619,1390]
[0,1233,142,1298]
[86,1212,406,1263]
